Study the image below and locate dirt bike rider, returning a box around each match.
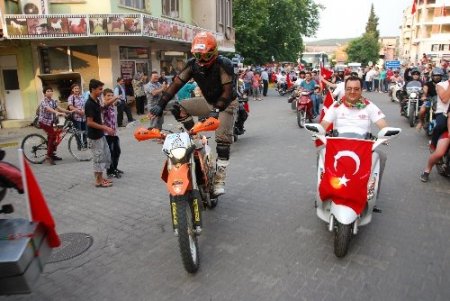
[400,68,422,115]
[148,31,238,196]
[416,68,443,130]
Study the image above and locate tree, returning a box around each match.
[233,0,321,65]
[365,3,380,40]
[346,33,379,66]
[346,4,380,65]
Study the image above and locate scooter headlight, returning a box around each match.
[170,147,187,160]
[410,92,417,98]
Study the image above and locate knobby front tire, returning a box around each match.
[21,133,47,164]
[176,195,200,273]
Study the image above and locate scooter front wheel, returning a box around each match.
[297,110,306,128]
[334,221,352,258]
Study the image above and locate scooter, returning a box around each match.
[297,91,314,128]
[389,81,403,103]
[305,124,401,257]
[134,117,220,273]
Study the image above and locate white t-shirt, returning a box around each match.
[332,82,345,101]
[323,101,386,135]
[436,80,449,114]
[277,74,286,83]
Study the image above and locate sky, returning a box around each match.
[306,0,412,41]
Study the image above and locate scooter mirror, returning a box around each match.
[305,123,325,135]
[377,127,402,139]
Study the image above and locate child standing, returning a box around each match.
[102,88,123,178]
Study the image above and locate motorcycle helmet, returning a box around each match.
[431,68,444,77]
[411,68,420,76]
[431,68,444,83]
[191,31,218,68]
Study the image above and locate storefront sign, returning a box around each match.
[120,60,135,80]
[3,13,235,52]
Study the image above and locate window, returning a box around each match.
[431,44,439,51]
[120,0,145,10]
[162,0,179,19]
[217,0,232,33]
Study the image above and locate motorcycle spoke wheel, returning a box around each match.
[68,133,92,161]
[334,221,353,258]
[176,196,200,273]
[21,134,47,164]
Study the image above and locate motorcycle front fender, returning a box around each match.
[330,203,358,225]
[163,162,192,196]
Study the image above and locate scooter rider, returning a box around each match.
[148,31,238,196]
[416,68,443,130]
[320,76,388,186]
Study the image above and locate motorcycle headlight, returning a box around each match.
[170,147,187,160]
[410,92,417,98]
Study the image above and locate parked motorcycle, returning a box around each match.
[134,117,220,273]
[403,81,422,127]
[389,81,403,103]
[305,124,401,257]
[297,91,314,128]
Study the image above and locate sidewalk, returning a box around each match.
[0,126,39,149]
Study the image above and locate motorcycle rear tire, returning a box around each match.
[408,104,416,127]
[334,221,352,258]
[175,195,200,273]
[297,110,306,128]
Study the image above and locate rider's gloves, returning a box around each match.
[209,108,220,120]
[150,105,163,117]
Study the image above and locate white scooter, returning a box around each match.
[389,81,404,103]
[305,124,401,257]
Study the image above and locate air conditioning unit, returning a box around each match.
[21,0,48,15]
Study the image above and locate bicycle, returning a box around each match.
[21,115,92,164]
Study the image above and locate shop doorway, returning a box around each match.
[0,55,23,120]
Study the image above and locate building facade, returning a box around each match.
[0,0,235,127]
[400,0,450,64]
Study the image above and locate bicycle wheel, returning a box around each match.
[68,133,92,161]
[21,134,47,164]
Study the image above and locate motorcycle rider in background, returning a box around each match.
[420,73,450,182]
[400,69,422,115]
[148,32,238,196]
[389,70,404,97]
[416,68,444,131]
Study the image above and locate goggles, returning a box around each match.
[193,51,216,62]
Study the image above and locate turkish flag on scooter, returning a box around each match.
[319,138,373,215]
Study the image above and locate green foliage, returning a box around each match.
[346,4,380,66]
[233,0,321,65]
[365,4,380,39]
[346,33,380,66]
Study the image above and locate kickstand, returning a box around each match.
[373,206,382,213]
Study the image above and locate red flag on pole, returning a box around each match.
[19,150,61,248]
[319,138,374,215]
[411,0,417,15]
[314,90,335,147]
[320,66,333,80]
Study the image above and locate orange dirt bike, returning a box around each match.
[134,117,220,273]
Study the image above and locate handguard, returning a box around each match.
[134,127,164,141]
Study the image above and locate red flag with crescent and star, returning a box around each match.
[319,138,374,215]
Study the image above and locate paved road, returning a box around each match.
[1,90,449,301]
